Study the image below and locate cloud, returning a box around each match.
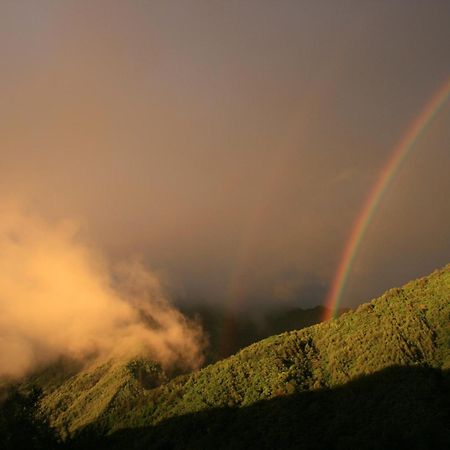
[0,201,205,378]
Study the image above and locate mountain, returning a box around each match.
[2,265,450,449]
[180,303,347,363]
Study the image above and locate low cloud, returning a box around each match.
[0,201,205,379]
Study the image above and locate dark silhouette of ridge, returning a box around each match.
[0,385,60,450]
[72,365,450,450]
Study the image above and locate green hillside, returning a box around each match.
[2,264,450,449]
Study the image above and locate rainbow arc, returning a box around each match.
[324,77,450,320]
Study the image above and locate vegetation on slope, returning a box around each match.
[43,265,450,442]
[98,366,450,450]
[2,264,450,448]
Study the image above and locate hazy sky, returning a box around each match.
[1,0,449,311]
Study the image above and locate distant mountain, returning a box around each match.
[1,265,450,449]
[180,303,347,363]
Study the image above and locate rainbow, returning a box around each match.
[324,77,450,321]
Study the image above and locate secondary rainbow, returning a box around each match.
[324,77,450,321]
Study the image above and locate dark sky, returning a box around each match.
[1,0,449,311]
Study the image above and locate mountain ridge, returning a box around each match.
[2,264,450,448]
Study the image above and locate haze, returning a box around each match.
[1,0,450,313]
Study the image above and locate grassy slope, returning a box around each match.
[38,265,450,440]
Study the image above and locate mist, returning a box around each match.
[0,201,205,378]
[0,1,449,314]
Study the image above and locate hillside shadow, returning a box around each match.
[0,385,60,450]
[72,365,450,450]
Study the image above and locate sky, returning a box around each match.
[1,0,450,313]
